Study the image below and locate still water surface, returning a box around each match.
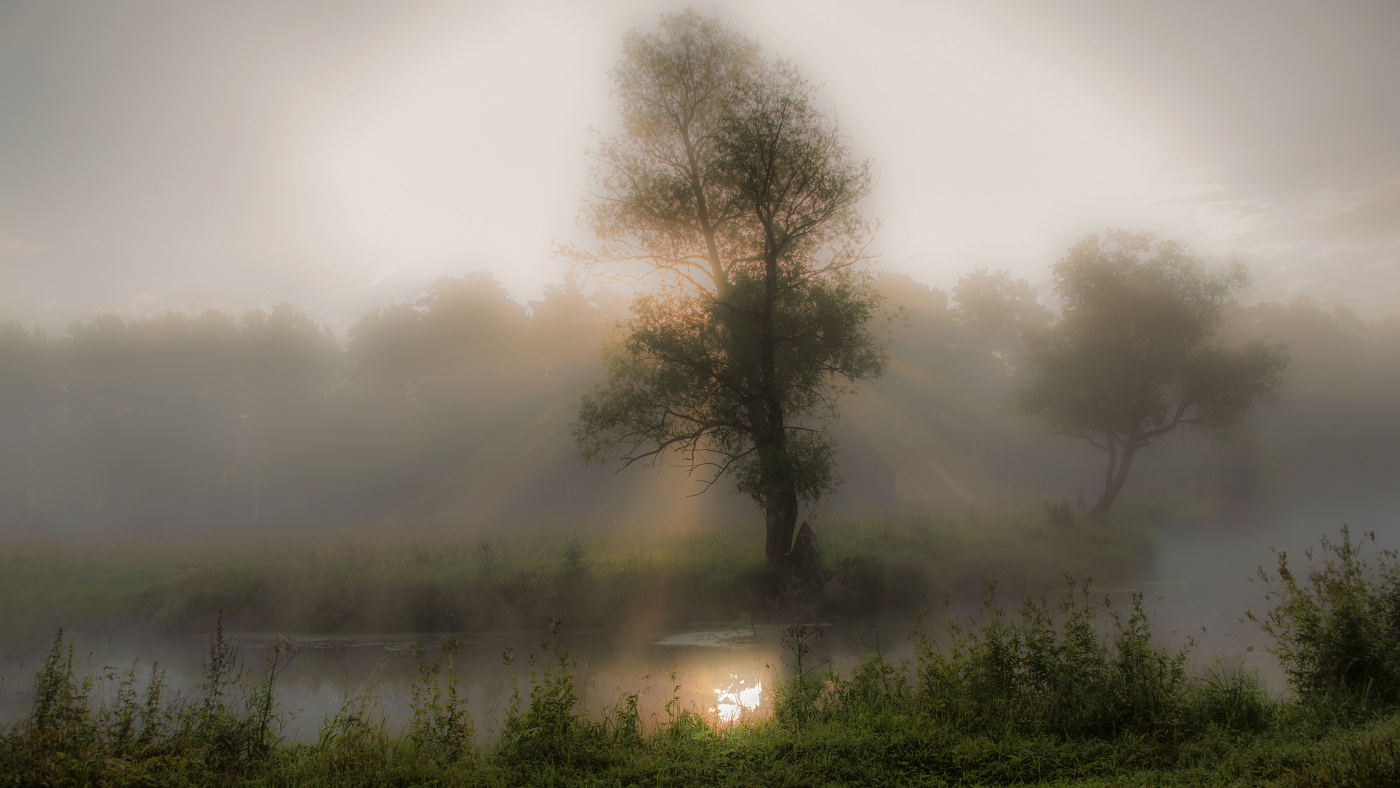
[4,507,1395,740]
[0,621,884,741]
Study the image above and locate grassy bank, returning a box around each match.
[0,509,1150,638]
[4,556,1400,787]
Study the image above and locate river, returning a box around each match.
[3,503,1396,741]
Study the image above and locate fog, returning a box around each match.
[5,1,1400,330]
[1,272,1394,534]
[3,0,1400,742]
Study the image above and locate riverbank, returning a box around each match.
[3,582,1397,786]
[0,509,1150,639]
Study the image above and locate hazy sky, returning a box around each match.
[3,0,1397,334]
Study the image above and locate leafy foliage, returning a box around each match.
[909,581,1200,737]
[952,268,1052,375]
[1250,525,1400,703]
[408,637,474,762]
[3,614,293,783]
[772,578,1278,745]
[572,12,886,563]
[577,268,885,508]
[1043,498,1077,528]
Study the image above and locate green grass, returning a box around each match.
[0,508,1150,639]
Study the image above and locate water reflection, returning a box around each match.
[0,624,801,742]
[12,510,1398,739]
[713,675,763,722]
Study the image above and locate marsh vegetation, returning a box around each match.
[4,526,1400,786]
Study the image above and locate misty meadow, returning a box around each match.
[4,3,1400,787]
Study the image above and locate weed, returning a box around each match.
[1248,525,1400,704]
[775,622,826,728]
[497,619,589,765]
[408,636,474,762]
[1192,661,1272,731]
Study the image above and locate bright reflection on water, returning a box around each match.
[713,675,763,722]
[0,625,796,742]
[20,507,1397,741]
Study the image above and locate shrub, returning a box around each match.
[2,614,294,784]
[497,620,594,766]
[408,637,474,762]
[1044,499,1077,528]
[1248,525,1400,703]
[774,622,827,728]
[910,579,1196,738]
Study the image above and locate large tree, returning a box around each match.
[572,13,886,565]
[1019,231,1289,520]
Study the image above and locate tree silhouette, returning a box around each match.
[1019,231,1289,519]
[572,13,886,564]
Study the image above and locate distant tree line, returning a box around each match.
[0,273,617,531]
[0,264,1395,534]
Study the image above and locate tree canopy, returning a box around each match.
[3,267,1399,535]
[572,12,886,564]
[1019,231,1290,519]
[952,268,1051,376]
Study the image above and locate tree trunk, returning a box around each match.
[1088,437,1137,521]
[758,220,797,565]
[764,487,799,565]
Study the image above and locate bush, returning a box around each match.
[769,579,1265,741]
[910,579,1197,738]
[1044,499,1077,528]
[1,614,295,784]
[497,620,594,766]
[408,637,474,763]
[1249,525,1400,703]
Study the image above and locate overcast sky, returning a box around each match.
[2,0,1397,335]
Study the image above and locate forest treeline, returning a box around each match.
[1,269,1397,533]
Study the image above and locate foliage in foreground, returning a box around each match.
[1249,524,1400,704]
[5,530,1400,786]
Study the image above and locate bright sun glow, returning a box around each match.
[713,675,763,723]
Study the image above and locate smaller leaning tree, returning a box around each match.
[1019,231,1289,520]
[571,13,886,566]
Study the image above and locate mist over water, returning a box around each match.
[2,270,1400,737]
[0,265,1396,746]
[5,492,1398,739]
[0,623,823,741]
[3,10,1400,774]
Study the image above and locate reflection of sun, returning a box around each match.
[712,674,763,723]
